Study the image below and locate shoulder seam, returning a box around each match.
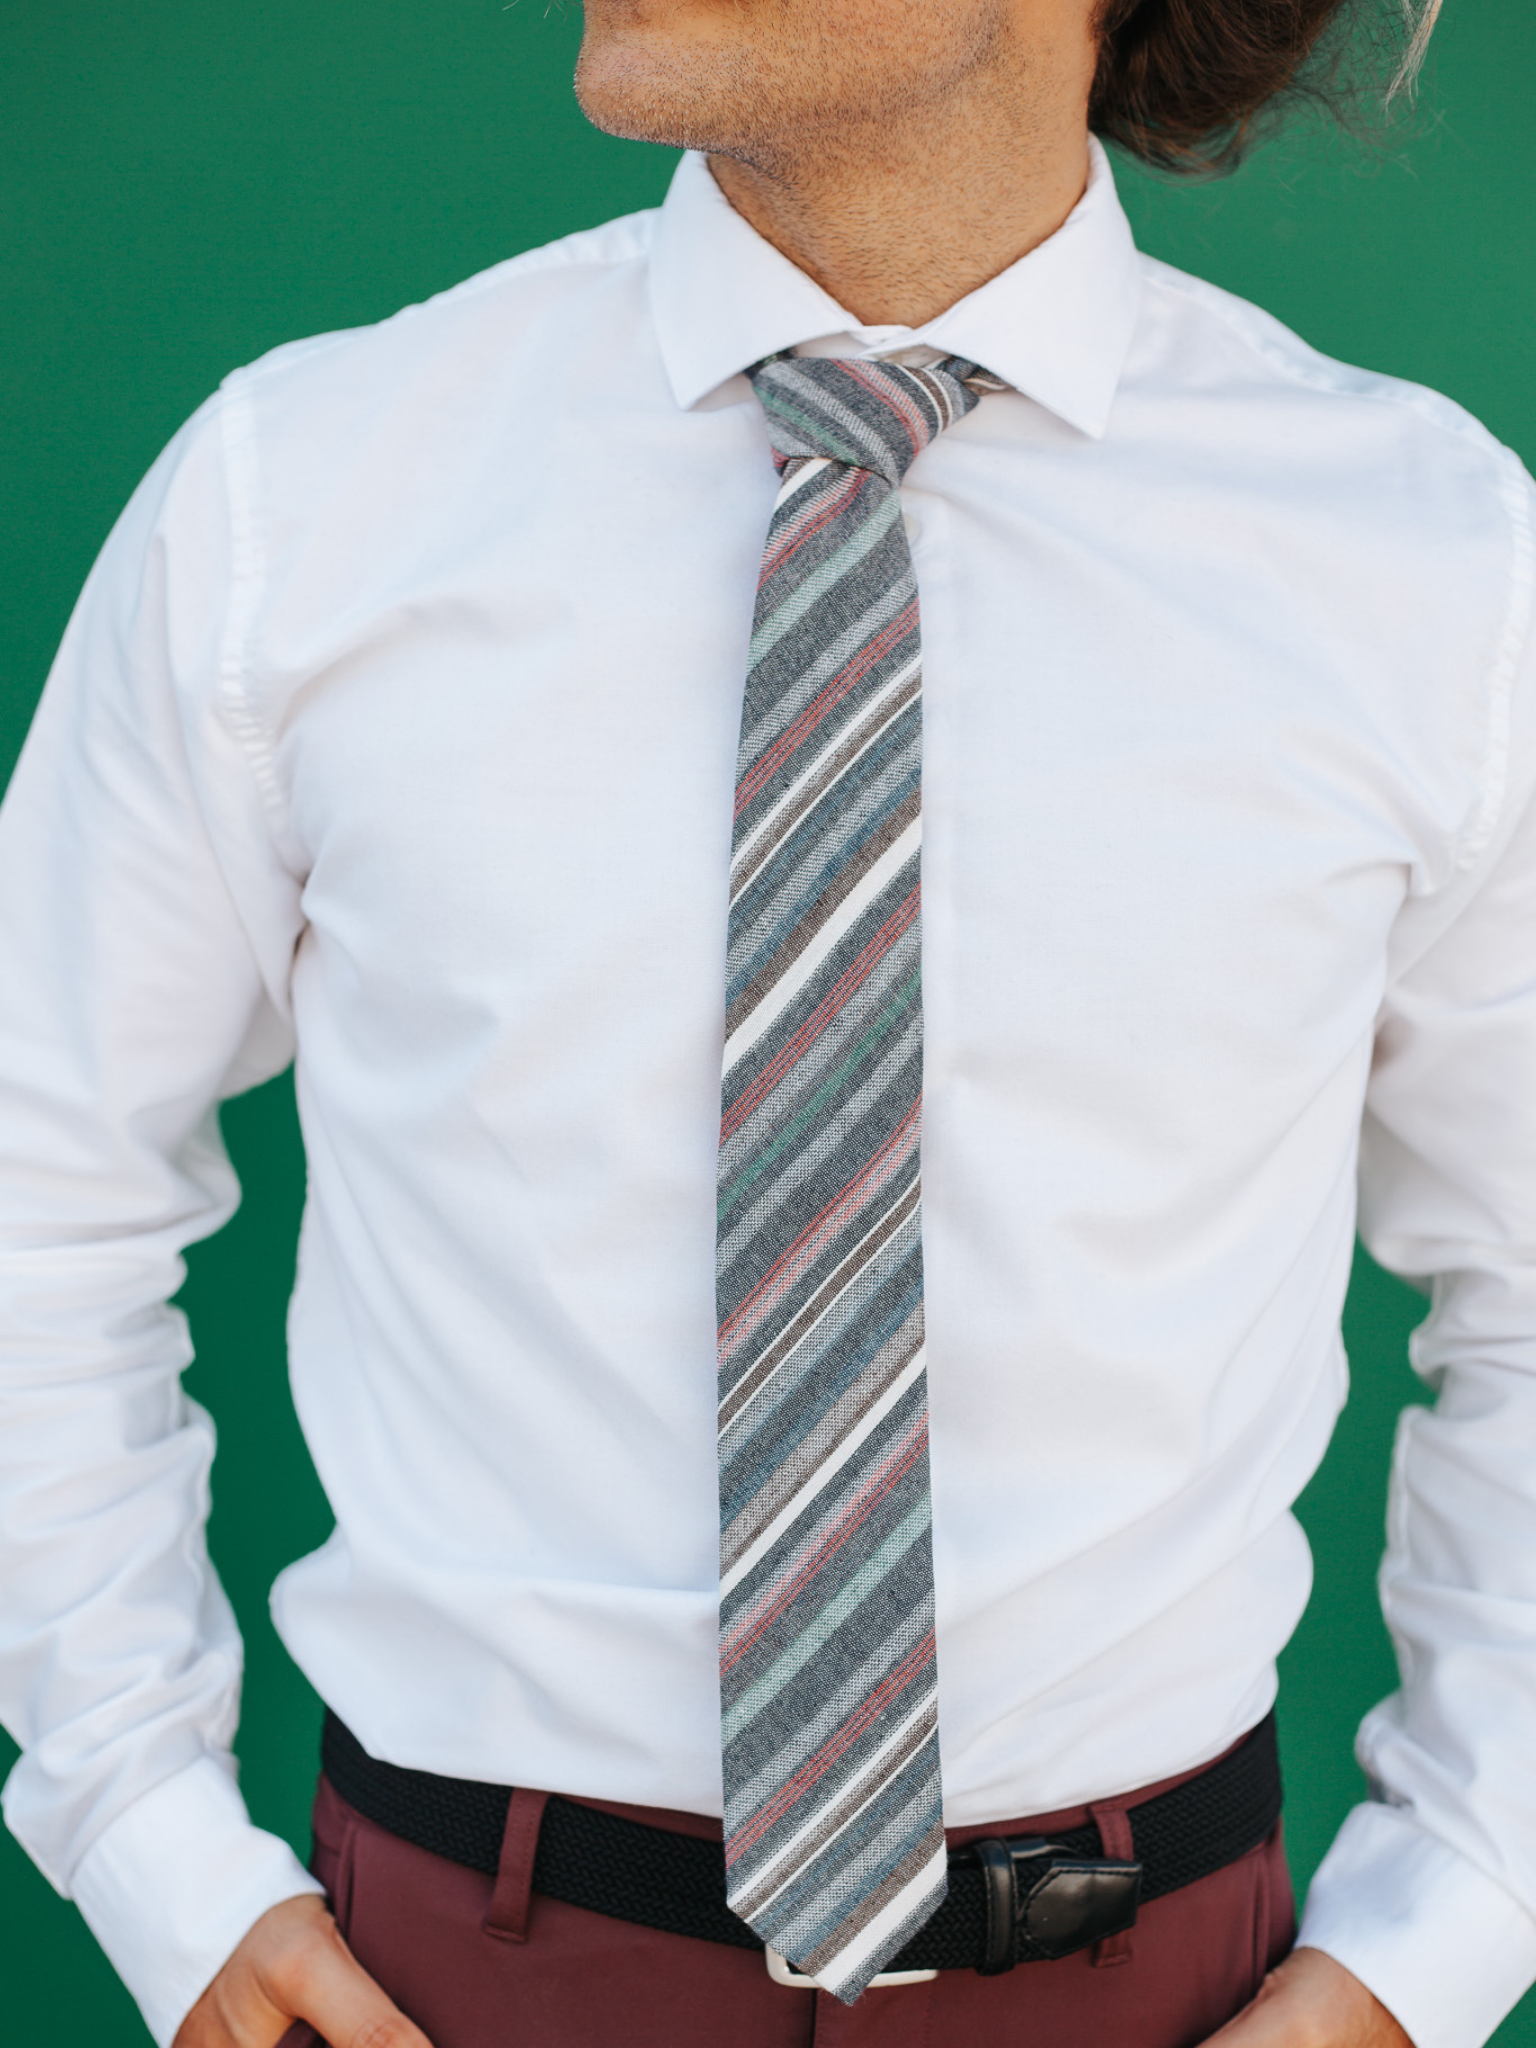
[1457,448,1536,874]
[214,377,302,868]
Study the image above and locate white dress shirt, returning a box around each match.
[3,139,1536,2048]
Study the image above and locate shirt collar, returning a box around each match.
[647,137,1141,439]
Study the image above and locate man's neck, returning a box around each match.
[706,78,1093,330]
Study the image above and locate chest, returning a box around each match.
[267,412,1461,1104]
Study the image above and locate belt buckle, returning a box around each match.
[965,1834,1143,1975]
[765,1946,938,1990]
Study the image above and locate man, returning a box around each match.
[4,0,1531,2040]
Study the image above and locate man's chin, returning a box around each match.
[575,43,707,147]
[573,32,774,154]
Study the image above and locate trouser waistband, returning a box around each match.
[318,1710,1282,1978]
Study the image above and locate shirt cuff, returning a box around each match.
[69,1754,325,2048]
[1299,1801,1536,2048]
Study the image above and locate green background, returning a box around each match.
[2,0,1533,2036]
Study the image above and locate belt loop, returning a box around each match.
[1088,1801,1135,1968]
[483,1787,549,1943]
[971,1838,1017,1975]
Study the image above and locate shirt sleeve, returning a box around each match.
[0,386,323,2048]
[1298,476,1536,2048]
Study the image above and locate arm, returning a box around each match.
[1285,504,1536,2048]
[0,392,325,2045]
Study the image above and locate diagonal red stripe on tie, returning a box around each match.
[720,885,919,1145]
[836,360,931,460]
[721,1415,928,1673]
[718,1102,920,1362]
[734,600,919,819]
[724,1628,938,1867]
[758,466,870,585]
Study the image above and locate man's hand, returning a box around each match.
[173,1894,435,2048]
[1205,1946,1411,2047]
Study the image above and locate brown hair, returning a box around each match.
[1090,0,1442,174]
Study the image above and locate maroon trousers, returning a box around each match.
[283,1753,1296,2048]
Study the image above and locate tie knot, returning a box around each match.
[746,354,998,485]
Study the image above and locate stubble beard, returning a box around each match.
[573,9,1013,187]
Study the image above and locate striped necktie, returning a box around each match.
[716,353,998,2000]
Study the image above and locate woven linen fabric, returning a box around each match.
[717,353,998,2001]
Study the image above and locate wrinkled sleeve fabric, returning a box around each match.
[1299,468,1536,2048]
[0,385,322,2048]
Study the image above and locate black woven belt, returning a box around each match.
[321,1709,1281,1976]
